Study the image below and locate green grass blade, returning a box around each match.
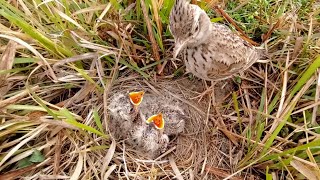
[65,119,107,138]
[93,108,104,133]
[266,166,272,180]
[261,55,320,156]
[59,108,76,121]
[232,92,242,133]
[0,9,73,57]
[290,55,320,99]
[27,86,59,120]
[260,139,320,162]
[71,64,104,92]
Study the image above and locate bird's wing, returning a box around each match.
[205,23,259,80]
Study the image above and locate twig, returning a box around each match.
[0,86,40,109]
[262,16,283,42]
[169,156,184,180]
[213,105,239,146]
[254,15,268,24]
[205,166,243,180]
[53,131,63,175]
[312,69,320,125]
[0,164,37,180]
[140,0,162,74]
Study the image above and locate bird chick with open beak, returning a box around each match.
[129,91,145,112]
[146,113,165,136]
[128,91,145,120]
[129,112,169,158]
[144,113,169,156]
[107,91,145,140]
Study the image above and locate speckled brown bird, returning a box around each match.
[169,0,262,81]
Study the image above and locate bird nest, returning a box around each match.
[0,73,253,179]
[103,75,238,179]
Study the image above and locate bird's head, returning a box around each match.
[146,113,165,130]
[128,91,145,111]
[169,2,211,59]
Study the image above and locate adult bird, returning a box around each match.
[169,0,262,86]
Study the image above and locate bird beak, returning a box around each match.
[146,113,165,130]
[129,91,145,111]
[173,40,186,59]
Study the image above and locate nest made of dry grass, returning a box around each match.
[1,73,258,179]
[104,76,239,179]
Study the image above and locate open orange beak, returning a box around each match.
[129,91,145,107]
[146,113,165,130]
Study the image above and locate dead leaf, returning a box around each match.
[169,156,184,180]
[139,0,162,73]
[101,139,116,179]
[53,131,63,175]
[27,111,48,121]
[216,118,239,146]
[0,41,17,79]
[0,86,39,109]
[0,41,18,98]
[292,37,304,59]
[0,164,37,180]
[290,160,319,180]
[106,31,145,51]
[262,16,284,42]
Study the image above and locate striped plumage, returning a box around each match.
[169,0,260,81]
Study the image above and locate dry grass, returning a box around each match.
[0,0,320,179]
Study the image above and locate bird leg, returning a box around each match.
[191,81,217,102]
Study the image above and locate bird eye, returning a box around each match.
[129,107,134,113]
[195,24,199,32]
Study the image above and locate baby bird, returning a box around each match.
[109,91,144,121]
[108,91,145,139]
[130,113,169,158]
[146,113,165,130]
[139,94,186,136]
[169,0,261,81]
[128,91,145,114]
[108,91,186,158]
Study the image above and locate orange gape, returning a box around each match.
[146,113,165,129]
[129,91,145,106]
